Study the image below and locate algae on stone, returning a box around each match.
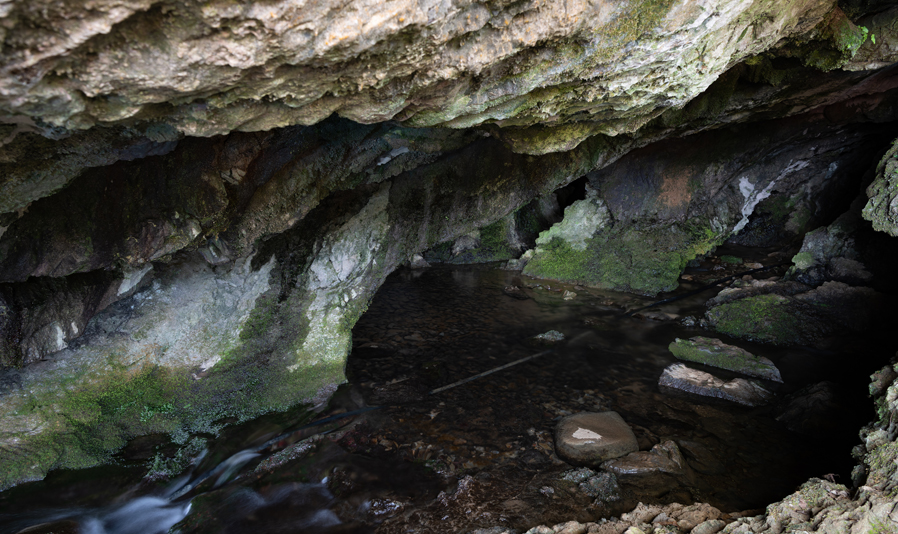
[669,337,783,382]
[705,282,881,345]
[524,216,726,295]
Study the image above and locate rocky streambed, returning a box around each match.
[2,251,892,534]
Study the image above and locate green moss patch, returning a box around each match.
[524,218,726,296]
[523,238,594,283]
[668,337,782,381]
[705,294,805,344]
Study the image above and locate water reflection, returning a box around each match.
[0,263,889,534]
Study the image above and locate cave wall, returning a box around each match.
[0,0,897,491]
[523,94,898,294]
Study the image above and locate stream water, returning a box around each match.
[0,255,890,534]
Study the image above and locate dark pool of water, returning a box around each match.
[0,260,891,534]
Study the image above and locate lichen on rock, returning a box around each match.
[863,136,898,237]
[0,0,842,143]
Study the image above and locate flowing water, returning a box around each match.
[0,257,890,534]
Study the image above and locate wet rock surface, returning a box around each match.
[605,441,688,476]
[555,412,639,466]
[668,338,782,382]
[658,364,775,407]
[0,263,891,534]
[704,280,884,345]
[337,266,876,532]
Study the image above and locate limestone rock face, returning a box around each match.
[790,196,873,287]
[0,0,839,141]
[0,0,895,496]
[554,411,639,466]
[523,111,895,294]
[864,136,898,237]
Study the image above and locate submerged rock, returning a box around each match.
[559,468,622,502]
[658,363,775,407]
[503,286,531,300]
[668,337,782,382]
[554,412,639,466]
[533,330,566,345]
[602,440,688,477]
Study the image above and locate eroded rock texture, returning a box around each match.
[0,0,846,139]
[0,0,897,491]
[523,104,898,294]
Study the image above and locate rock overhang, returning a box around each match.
[0,0,896,493]
[0,0,850,140]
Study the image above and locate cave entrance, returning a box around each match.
[339,253,893,532]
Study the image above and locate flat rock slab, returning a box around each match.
[669,337,782,382]
[659,363,774,407]
[555,412,638,466]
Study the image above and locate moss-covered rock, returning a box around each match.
[776,7,870,71]
[787,195,874,286]
[668,337,782,382]
[522,177,728,295]
[705,281,882,344]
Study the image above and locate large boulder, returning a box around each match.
[789,195,873,287]
[554,412,639,466]
[705,281,883,345]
